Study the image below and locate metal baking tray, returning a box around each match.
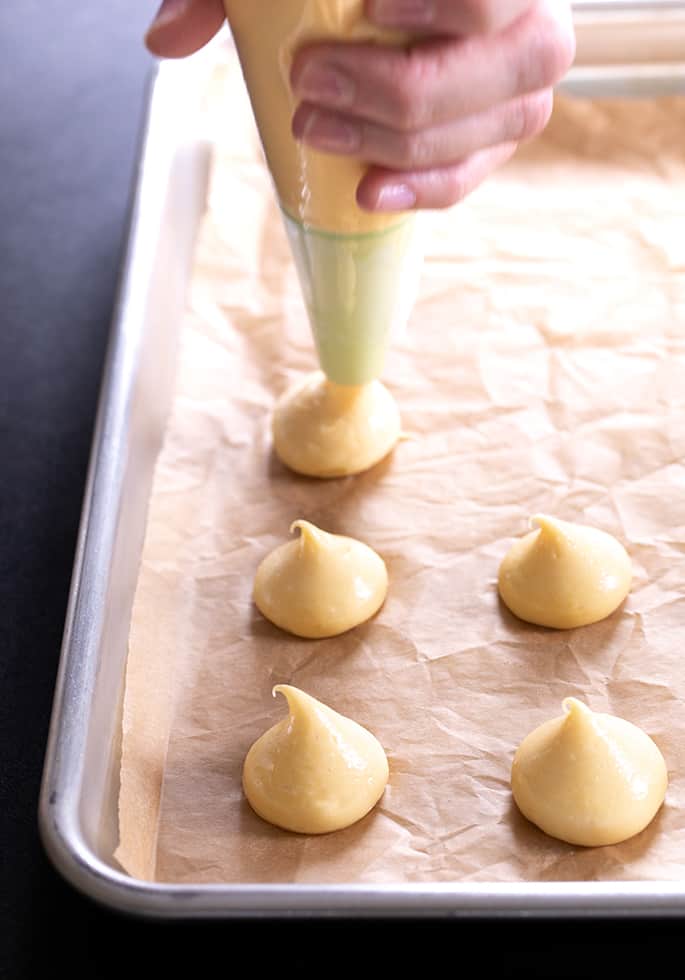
[39,27,685,918]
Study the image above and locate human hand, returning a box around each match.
[146,1,576,212]
[291,1,575,211]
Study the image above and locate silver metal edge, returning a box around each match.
[36,58,160,894]
[36,55,210,910]
[37,46,685,919]
[573,1,685,12]
[561,63,685,97]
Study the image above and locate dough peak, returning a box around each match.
[243,685,389,834]
[498,514,632,629]
[253,519,388,638]
[511,698,668,847]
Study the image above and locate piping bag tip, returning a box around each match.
[283,209,423,387]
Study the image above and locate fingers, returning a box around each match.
[365,0,533,34]
[357,143,520,211]
[143,0,570,216]
[291,5,575,130]
[291,2,574,212]
[145,0,226,58]
[292,89,553,170]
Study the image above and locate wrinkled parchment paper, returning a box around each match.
[116,47,685,884]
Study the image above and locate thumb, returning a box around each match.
[145,0,226,58]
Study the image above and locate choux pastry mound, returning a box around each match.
[253,519,388,638]
[511,697,668,847]
[272,370,401,478]
[498,515,632,629]
[243,685,389,834]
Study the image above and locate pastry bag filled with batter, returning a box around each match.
[222,0,422,384]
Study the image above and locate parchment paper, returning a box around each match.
[115,47,685,884]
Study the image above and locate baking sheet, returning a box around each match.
[116,45,685,885]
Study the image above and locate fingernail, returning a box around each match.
[374,183,417,211]
[293,62,356,109]
[294,109,361,154]
[369,0,435,27]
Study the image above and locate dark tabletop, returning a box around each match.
[1,1,683,975]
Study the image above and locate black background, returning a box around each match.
[1,1,683,975]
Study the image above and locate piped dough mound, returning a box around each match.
[511,698,668,847]
[243,685,389,834]
[272,370,401,477]
[253,519,388,638]
[498,514,632,629]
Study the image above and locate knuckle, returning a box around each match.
[394,83,424,132]
[442,170,469,207]
[459,0,500,33]
[394,130,430,169]
[416,166,471,210]
[511,89,554,141]
[384,50,436,131]
[531,9,577,87]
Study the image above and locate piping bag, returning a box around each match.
[222,0,423,385]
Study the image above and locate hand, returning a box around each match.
[146,0,576,212]
[291,1,575,211]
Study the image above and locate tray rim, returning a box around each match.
[572,0,685,12]
[38,49,685,920]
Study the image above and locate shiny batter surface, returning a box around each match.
[253,519,388,638]
[272,371,401,477]
[512,698,668,847]
[243,685,389,834]
[498,515,632,629]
